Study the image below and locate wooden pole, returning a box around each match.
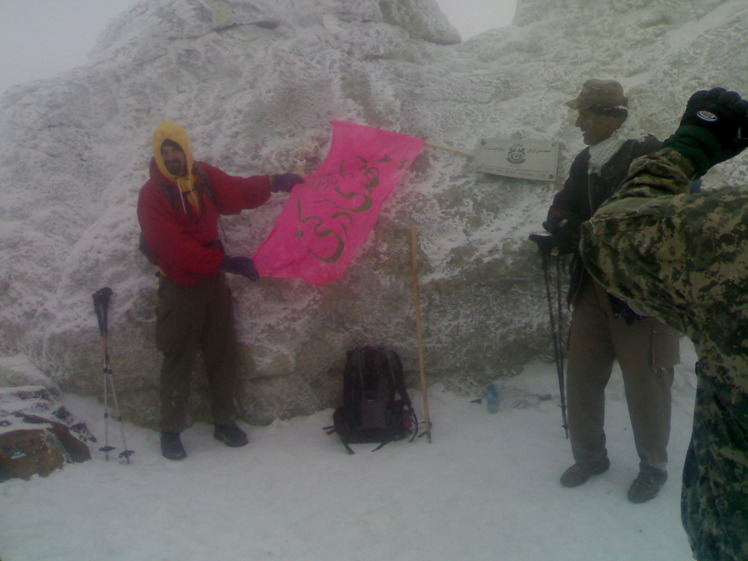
[424,140,474,159]
[410,225,432,442]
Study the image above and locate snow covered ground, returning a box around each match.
[0,341,698,561]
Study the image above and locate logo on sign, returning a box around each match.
[507,144,526,165]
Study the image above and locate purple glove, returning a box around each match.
[271,173,305,193]
[221,256,259,281]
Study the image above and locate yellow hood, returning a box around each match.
[151,121,195,186]
[151,121,201,213]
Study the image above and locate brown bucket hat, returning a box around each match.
[566,79,628,111]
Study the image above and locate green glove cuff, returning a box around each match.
[662,125,721,177]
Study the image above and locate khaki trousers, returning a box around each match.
[155,274,239,433]
[566,278,679,471]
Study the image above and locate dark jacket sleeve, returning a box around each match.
[544,148,591,236]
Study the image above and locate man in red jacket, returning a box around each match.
[137,121,304,460]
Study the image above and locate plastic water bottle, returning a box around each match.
[486,383,499,414]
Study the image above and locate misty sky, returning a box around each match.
[0,0,516,96]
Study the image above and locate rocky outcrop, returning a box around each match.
[0,0,746,427]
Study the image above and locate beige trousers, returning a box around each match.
[566,278,679,471]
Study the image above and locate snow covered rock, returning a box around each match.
[0,387,94,480]
[0,0,746,427]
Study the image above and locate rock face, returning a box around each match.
[0,0,746,427]
[0,387,94,481]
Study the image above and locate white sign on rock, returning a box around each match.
[473,139,559,181]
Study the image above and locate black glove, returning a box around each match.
[541,208,581,254]
[270,173,305,193]
[529,231,578,256]
[550,229,580,254]
[662,88,748,177]
[221,256,259,281]
[529,234,556,256]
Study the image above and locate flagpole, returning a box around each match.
[410,225,432,443]
[424,140,474,159]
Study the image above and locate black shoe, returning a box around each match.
[560,457,610,488]
[627,469,667,503]
[161,432,187,461]
[213,422,249,448]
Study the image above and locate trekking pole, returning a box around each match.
[529,235,569,438]
[553,254,568,438]
[552,253,568,439]
[410,225,432,443]
[92,287,135,463]
[93,287,114,460]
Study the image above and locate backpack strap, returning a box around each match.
[194,162,216,205]
[385,349,411,407]
[330,408,356,455]
[342,439,355,455]
[383,349,419,442]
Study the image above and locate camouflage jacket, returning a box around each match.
[579,148,748,561]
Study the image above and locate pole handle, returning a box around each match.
[529,234,557,270]
[93,287,113,336]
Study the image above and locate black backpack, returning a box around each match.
[328,346,417,454]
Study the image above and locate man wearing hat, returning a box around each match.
[540,79,680,502]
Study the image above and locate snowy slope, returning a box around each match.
[0,342,699,561]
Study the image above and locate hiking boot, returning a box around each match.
[213,422,249,448]
[560,457,610,488]
[627,469,667,503]
[160,432,187,461]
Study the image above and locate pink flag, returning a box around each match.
[252,121,425,285]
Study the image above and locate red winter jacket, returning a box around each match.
[137,158,271,285]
